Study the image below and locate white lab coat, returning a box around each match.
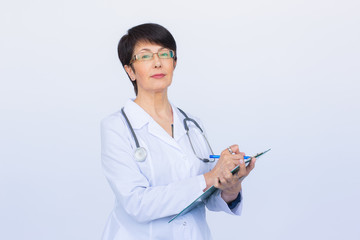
[101,99,243,240]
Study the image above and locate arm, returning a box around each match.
[188,116,253,214]
[101,116,206,223]
[203,144,256,214]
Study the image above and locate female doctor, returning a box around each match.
[101,23,256,240]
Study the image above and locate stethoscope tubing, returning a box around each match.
[121,106,214,162]
[121,108,140,148]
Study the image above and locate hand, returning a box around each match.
[203,144,256,203]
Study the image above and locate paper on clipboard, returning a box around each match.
[168,148,271,223]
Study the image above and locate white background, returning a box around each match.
[1,0,359,239]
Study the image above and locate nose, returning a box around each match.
[153,54,162,68]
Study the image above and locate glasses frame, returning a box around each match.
[130,49,175,64]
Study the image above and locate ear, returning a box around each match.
[173,60,177,69]
[124,65,136,81]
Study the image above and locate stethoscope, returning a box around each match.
[121,107,215,162]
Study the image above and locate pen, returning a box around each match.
[209,155,251,159]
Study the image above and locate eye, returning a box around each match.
[159,51,169,57]
[159,50,173,58]
[140,53,152,60]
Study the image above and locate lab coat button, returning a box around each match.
[183,221,187,226]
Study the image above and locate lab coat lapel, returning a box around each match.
[172,106,186,141]
[147,105,187,152]
[148,120,182,151]
[125,99,187,151]
[124,99,151,129]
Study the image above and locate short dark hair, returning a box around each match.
[117,23,177,95]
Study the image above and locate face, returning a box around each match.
[125,41,176,96]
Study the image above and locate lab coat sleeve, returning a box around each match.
[101,115,207,223]
[203,187,243,215]
[193,116,243,216]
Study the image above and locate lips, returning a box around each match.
[151,74,166,79]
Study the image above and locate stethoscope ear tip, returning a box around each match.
[134,147,147,162]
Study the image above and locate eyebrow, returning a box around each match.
[138,47,167,52]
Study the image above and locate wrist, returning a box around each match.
[221,190,240,203]
[227,192,241,209]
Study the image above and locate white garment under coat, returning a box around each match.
[101,99,243,240]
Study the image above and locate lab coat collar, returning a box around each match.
[123,99,152,129]
[147,105,186,151]
[172,106,187,141]
[123,99,186,141]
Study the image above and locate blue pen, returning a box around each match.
[210,148,271,160]
[209,155,251,159]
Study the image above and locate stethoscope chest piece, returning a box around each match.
[134,147,147,162]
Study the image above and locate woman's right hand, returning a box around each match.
[203,144,256,202]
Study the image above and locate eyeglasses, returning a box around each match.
[130,49,175,64]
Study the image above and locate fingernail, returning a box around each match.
[240,159,244,164]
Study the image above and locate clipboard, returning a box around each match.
[168,148,271,223]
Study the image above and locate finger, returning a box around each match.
[219,176,229,186]
[239,175,246,182]
[229,153,243,160]
[214,177,221,188]
[222,154,243,169]
[223,158,241,173]
[219,153,246,173]
[221,148,230,156]
[222,145,236,156]
[237,155,247,178]
[224,154,244,168]
[229,144,240,154]
[224,171,233,181]
[230,174,240,184]
[246,157,256,172]
[230,153,245,165]
[221,149,244,163]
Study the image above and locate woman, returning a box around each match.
[101,23,256,240]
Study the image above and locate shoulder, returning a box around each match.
[101,109,127,135]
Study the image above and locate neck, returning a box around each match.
[134,91,172,120]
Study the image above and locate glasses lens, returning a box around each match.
[137,52,153,61]
[158,50,174,59]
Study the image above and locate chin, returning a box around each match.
[153,86,170,94]
[152,81,172,92]
[139,79,172,94]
